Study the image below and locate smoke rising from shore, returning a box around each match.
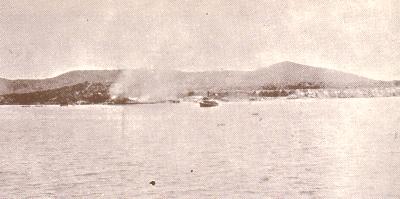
[110,69,184,101]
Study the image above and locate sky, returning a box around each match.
[0,0,399,80]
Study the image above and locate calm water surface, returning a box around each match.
[0,98,399,198]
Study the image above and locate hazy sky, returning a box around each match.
[0,0,399,80]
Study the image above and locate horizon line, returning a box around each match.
[1,61,398,82]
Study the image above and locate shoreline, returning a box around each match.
[1,94,399,106]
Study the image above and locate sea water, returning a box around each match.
[0,98,399,198]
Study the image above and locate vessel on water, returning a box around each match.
[167,99,180,103]
[199,98,218,107]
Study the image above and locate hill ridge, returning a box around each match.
[0,62,396,95]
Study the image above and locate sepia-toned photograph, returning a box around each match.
[1,0,399,198]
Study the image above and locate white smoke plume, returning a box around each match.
[110,69,184,101]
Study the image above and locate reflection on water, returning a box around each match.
[0,98,399,198]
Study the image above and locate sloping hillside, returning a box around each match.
[244,61,388,88]
[0,70,122,94]
[0,62,395,95]
[0,82,111,105]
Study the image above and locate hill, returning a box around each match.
[0,70,122,94]
[244,61,389,88]
[0,62,396,95]
[0,82,111,105]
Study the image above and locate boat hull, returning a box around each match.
[199,101,218,107]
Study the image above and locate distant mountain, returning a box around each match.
[0,62,396,95]
[244,61,389,88]
[0,82,110,105]
[0,70,121,94]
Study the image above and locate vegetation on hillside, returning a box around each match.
[0,82,111,105]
